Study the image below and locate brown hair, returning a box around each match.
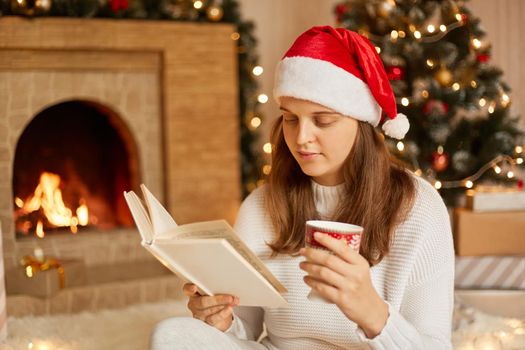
[264,117,416,265]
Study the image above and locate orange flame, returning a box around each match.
[18,172,89,236]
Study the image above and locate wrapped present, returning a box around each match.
[453,208,525,256]
[466,186,525,212]
[6,255,86,298]
[455,256,525,290]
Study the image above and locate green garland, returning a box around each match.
[0,0,265,197]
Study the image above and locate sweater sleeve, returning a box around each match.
[224,187,267,340]
[356,179,455,349]
[225,306,265,341]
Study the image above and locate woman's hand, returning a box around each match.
[299,232,389,338]
[183,283,240,332]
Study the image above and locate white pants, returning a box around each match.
[150,317,269,350]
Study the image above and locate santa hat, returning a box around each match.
[273,26,409,140]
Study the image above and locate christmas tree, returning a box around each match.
[335,0,524,205]
[1,0,265,197]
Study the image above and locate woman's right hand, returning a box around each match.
[183,283,240,332]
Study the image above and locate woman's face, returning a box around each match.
[280,96,358,186]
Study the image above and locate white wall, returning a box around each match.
[238,0,524,155]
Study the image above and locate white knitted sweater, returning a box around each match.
[227,175,455,349]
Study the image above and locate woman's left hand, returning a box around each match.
[299,232,389,338]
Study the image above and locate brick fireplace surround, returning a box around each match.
[0,17,241,316]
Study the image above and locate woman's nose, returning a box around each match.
[296,121,315,145]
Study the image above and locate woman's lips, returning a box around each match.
[297,151,319,160]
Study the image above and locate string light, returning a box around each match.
[193,0,203,9]
[263,142,272,154]
[262,165,271,175]
[426,59,435,68]
[397,141,405,152]
[401,97,409,106]
[257,94,268,104]
[465,180,474,188]
[422,90,429,98]
[471,80,478,88]
[427,25,436,33]
[231,32,240,41]
[252,66,263,76]
[479,98,486,107]
[517,158,523,165]
[488,102,495,114]
[434,181,442,189]
[515,146,523,153]
[430,154,523,189]
[250,117,261,128]
[472,38,482,49]
[390,30,399,40]
[366,18,465,44]
[452,83,460,90]
[375,46,381,54]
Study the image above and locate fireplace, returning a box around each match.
[0,17,241,316]
[13,100,137,238]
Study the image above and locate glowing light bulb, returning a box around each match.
[427,25,436,33]
[231,32,240,41]
[396,141,405,152]
[465,180,474,188]
[479,98,486,107]
[494,165,501,174]
[193,1,203,9]
[507,171,515,178]
[452,83,460,91]
[434,181,442,189]
[390,30,399,40]
[263,142,272,154]
[401,97,409,106]
[252,66,263,76]
[471,80,477,88]
[250,117,261,128]
[262,165,271,175]
[375,46,381,54]
[472,38,482,49]
[515,146,523,153]
[257,94,268,104]
[414,31,422,39]
[440,25,447,32]
[516,158,523,165]
[426,59,434,68]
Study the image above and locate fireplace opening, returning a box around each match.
[13,100,139,238]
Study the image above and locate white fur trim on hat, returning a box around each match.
[382,113,409,139]
[273,56,381,126]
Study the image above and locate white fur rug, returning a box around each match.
[3,300,190,350]
[2,298,524,349]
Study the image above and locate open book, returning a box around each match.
[123,185,288,308]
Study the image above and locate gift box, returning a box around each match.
[455,256,525,290]
[453,208,525,256]
[6,259,86,298]
[466,187,525,212]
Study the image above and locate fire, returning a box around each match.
[17,172,89,237]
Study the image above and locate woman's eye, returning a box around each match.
[315,117,336,126]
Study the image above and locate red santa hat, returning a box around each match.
[273,26,409,140]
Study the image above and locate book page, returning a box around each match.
[158,220,287,293]
[124,191,154,244]
[141,184,178,236]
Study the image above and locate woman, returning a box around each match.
[151,26,454,350]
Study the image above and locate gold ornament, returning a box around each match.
[435,67,453,87]
[376,0,396,18]
[35,0,52,12]
[11,0,52,16]
[207,4,223,22]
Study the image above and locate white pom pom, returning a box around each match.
[382,113,410,139]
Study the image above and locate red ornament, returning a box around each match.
[110,0,128,12]
[518,179,524,191]
[335,4,348,23]
[386,65,405,81]
[431,151,449,172]
[423,99,449,115]
[460,13,468,23]
[477,54,490,63]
